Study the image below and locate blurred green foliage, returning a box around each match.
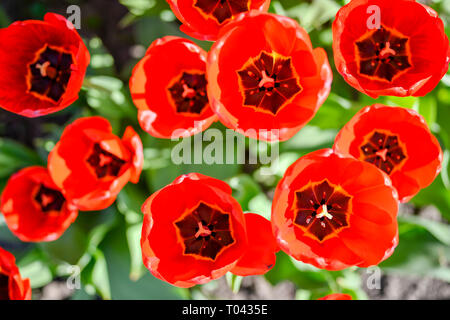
[0,0,449,300]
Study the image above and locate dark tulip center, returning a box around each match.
[168,72,209,116]
[355,25,412,82]
[0,273,10,300]
[174,202,235,261]
[28,46,73,102]
[86,143,126,179]
[194,0,250,24]
[237,51,302,115]
[294,180,352,242]
[34,183,65,213]
[360,130,407,175]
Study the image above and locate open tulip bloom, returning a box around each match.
[272,149,399,270]
[130,37,217,139]
[334,104,442,203]
[333,0,450,98]
[0,13,90,117]
[1,166,78,242]
[166,0,271,41]
[207,11,332,142]
[140,173,278,287]
[47,116,143,211]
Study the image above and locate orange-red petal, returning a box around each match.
[0,166,78,242]
[140,173,247,287]
[318,293,352,300]
[272,149,399,270]
[0,13,90,117]
[332,0,449,98]
[167,0,271,41]
[334,104,442,202]
[130,36,217,139]
[48,117,142,211]
[207,12,332,141]
[231,213,279,276]
[0,246,31,300]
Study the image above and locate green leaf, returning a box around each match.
[82,249,112,300]
[85,76,123,92]
[117,184,147,222]
[229,174,263,212]
[263,152,299,179]
[91,250,111,300]
[100,217,183,299]
[85,37,116,76]
[416,96,437,126]
[380,224,450,282]
[86,218,118,254]
[144,161,184,191]
[119,0,157,16]
[71,286,96,300]
[0,139,43,179]
[308,94,357,130]
[40,224,88,266]
[0,219,27,252]
[283,0,340,31]
[126,223,146,281]
[226,273,243,294]
[436,89,450,148]
[181,162,241,182]
[0,5,11,28]
[410,174,450,222]
[385,96,419,109]
[248,194,272,220]
[17,248,53,288]
[265,252,329,290]
[398,215,450,246]
[134,17,184,47]
[282,126,336,151]
[84,76,137,121]
[41,208,117,270]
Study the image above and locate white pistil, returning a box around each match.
[316,204,333,220]
[376,148,388,161]
[195,221,211,238]
[182,84,196,99]
[36,61,51,77]
[258,70,275,89]
[380,42,396,58]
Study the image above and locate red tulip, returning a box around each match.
[166,0,271,41]
[0,247,31,300]
[231,213,279,276]
[332,0,449,98]
[130,37,217,138]
[319,293,352,300]
[48,117,143,211]
[334,104,443,202]
[1,166,78,242]
[207,12,332,141]
[0,13,90,117]
[141,173,279,287]
[272,149,399,270]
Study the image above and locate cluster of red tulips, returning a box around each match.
[0,0,448,300]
